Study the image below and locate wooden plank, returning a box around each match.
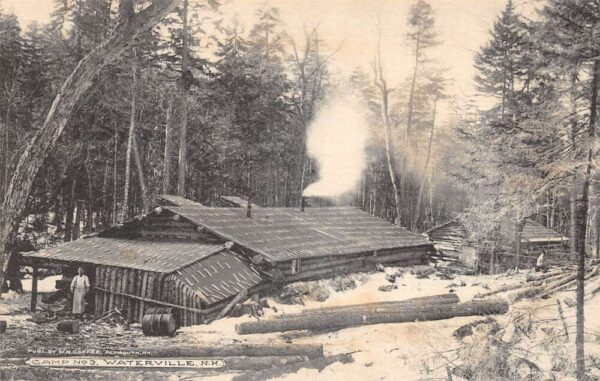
[139,272,148,322]
[103,266,111,313]
[181,281,187,326]
[120,269,128,320]
[94,267,102,315]
[108,266,116,312]
[146,272,155,303]
[94,286,205,313]
[30,265,38,313]
[128,269,137,321]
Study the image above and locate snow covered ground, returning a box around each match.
[170,268,528,381]
[1,266,598,380]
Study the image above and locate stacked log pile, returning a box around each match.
[475,265,599,303]
[236,294,508,335]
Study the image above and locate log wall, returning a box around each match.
[93,264,254,326]
[477,242,570,273]
[94,265,207,326]
[269,246,430,283]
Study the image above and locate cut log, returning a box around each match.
[231,353,354,381]
[511,268,597,302]
[236,300,509,335]
[300,293,459,315]
[509,272,575,302]
[57,320,80,334]
[476,282,535,298]
[538,268,598,299]
[526,270,566,282]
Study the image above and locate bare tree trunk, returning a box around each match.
[550,189,556,228]
[163,96,174,194]
[406,31,421,145]
[570,66,580,259]
[177,0,190,197]
[64,178,76,242]
[571,189,579,257]
[102,162,109,227]
[85,156,93,233]
[73,200,82,240]
[596,204,600,258]
[413,94,438,231]
[514,217,524,269]
[113,128,118,225]
[123,60,138,222]
[373,24,401,225]
[299,158,307,202]
[575,58,599,381]
[0,0,181,291]
[132,135,149,213]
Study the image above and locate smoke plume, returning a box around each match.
[303,94,369,198]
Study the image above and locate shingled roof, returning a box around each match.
[426,219,568,244]
[162,204,431,262]
[219,195,262,208]
[521,220,568,243]
[21,237,264,305]
[174,251,263,305]
[21,237,226,273]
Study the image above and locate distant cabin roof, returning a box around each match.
[161,204,431,262]
[521,220,568,243]
[219,195,262,208]
[426,219,568,243]
[156,194,204,207]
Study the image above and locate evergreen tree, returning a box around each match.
[474,0,529,121]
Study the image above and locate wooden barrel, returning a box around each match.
[57,320,80,334]
[0,320,6,333]
[142,312,177,337]
[145,307,173,315]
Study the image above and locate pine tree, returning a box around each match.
[405,0,438,143]
[538,2,600,379]
[474,0,529,121]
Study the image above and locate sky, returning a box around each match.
[0,0,538,111]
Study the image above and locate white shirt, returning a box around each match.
[536,253,545,267]
[71,274,90,289]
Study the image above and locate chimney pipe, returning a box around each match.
[300,196,306,212]
[246,197,252,218]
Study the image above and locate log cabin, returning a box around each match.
[19,194,433,325]
[426,219,570,273]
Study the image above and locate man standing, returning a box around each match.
[70,267,89,319]
[535,249,547,272]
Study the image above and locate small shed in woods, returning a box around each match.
[426,219,570,272]
[19,194,432,325]
[424,221,477,267]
